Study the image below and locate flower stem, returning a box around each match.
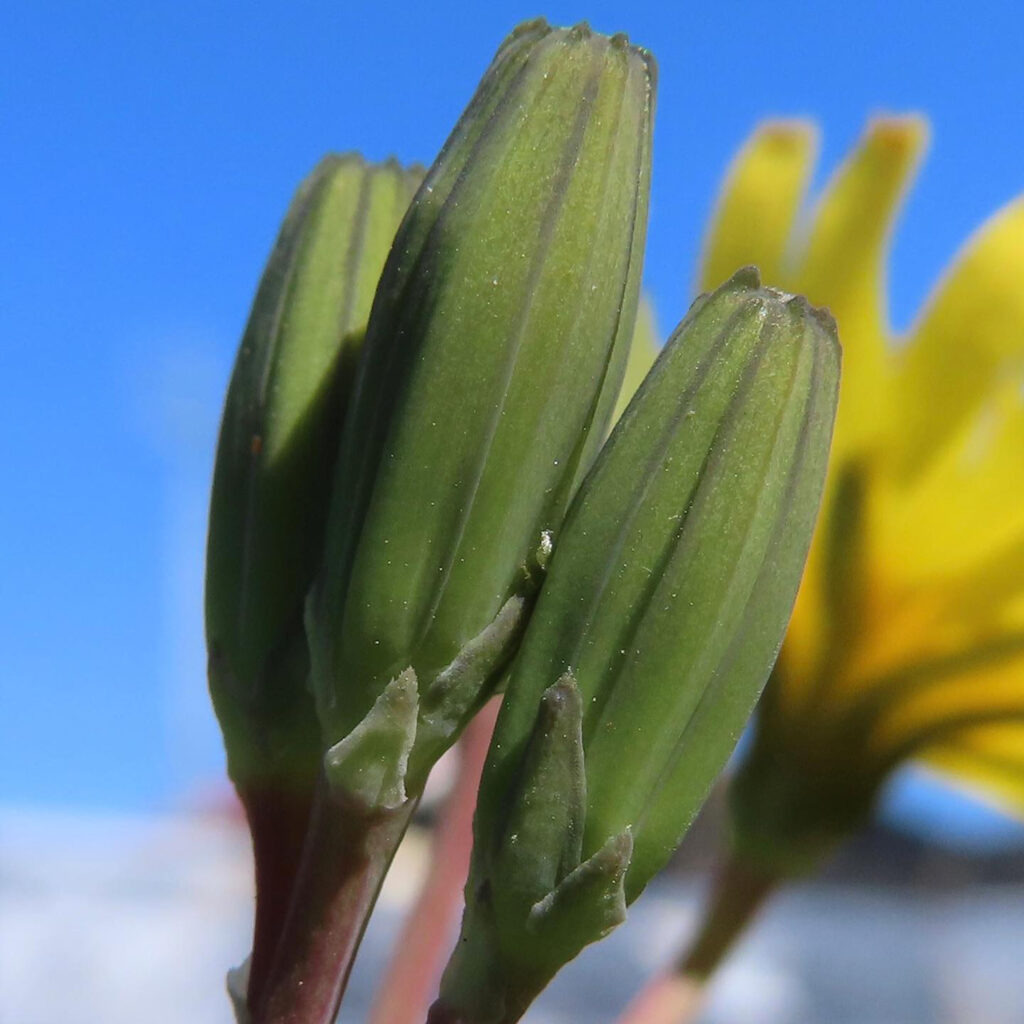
[613,973,706,1024]
[679,854,775,978]
[251,774,416,1024]
[424,1000,518,1024]
[425,1005,471,1024]
[614,855,776,1024]
[240,783,316,1010]
[369,701,499,1024]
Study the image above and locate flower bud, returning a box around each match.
[205,154,422,1009]
[306,19,655,804]
[205,154,422,789]
[434,268,840,1022]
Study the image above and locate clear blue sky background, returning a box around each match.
[3,0,1023,847]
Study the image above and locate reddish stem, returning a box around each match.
[252,774,416,1024]
[240,783,316,1010]
[614,855,777,1024]
[676,854,775,979]
[369,701,499,1024]
[613,973,707,1024]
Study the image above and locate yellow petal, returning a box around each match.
[922,720,1024,819]
[872,385,1024,586]
[699,120,817,292]
[894,195,1024,477]
[611,296,660,426]
[793,115,928,461]
[776,119,929,699]
[952,537,1024,631]
[858,632,1024,770]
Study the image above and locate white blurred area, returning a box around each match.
[4,806,1024,1024]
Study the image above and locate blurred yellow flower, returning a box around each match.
[701,116,1024,873]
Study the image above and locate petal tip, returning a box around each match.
[865,112,931,158]
[755,118,819,153]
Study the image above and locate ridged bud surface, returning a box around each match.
[205,155,421,786]
[438,268,840,1021]
[307,20,655,791]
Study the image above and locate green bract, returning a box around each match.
[306,20,655,805]
[435,269,841,1024]
[205,154,421,790]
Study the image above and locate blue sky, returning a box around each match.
[3,0,1023,846]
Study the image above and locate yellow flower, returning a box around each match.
[702,116,1024,874]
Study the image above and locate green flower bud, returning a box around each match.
[433,268,840,1023]
[205,154,422,789]
[306,19,655,804]
[204,154,421,1010]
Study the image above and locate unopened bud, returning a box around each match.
[206,154,421,790]
[436,268,840,1022]
[307,19,655,804]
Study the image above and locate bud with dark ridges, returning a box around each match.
[204,154,421,1007]
[306,19,655,805]
[431,268,840,1024]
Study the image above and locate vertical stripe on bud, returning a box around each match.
[437,268,840,1022]
[307,21,655,797]
[206,154,421,786]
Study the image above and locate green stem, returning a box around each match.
[425,1001,518,1024]
[425,1005,473,1024]
[422,905,523,1024]
[675,854,776,980]
[609,855,776,1024]
[251,773,416,1024]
